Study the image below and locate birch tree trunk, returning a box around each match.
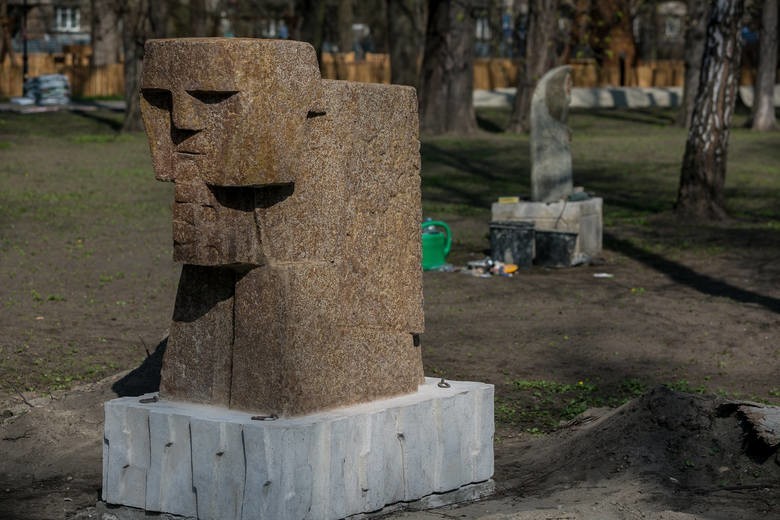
[506,0,560,133]
[675,0,744,219]
[752,0,778,131]
[419,0,478,135]
[676,0,709,128]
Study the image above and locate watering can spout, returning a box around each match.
[421,220,452,271]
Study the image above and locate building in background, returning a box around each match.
[7,0,91,54]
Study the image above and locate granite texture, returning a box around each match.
[140,38,424,416]
[102,378,495,520]
[530,65,573,203]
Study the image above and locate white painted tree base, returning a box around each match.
[102,378,494,520]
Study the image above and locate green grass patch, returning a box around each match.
[71,134,120,143]
[663,379,708,394]
[496,377,648,432]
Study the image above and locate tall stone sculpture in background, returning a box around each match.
[530,66,573,203]
[102,38,494,520]
[492,65,603,266]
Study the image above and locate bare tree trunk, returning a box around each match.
[91,0,121,66]
[676,0,709,128]
[752,0,778,131]
[386,0,426,87]
[506,0,560,133]
[419,0,478,135]
[676,0,744,220]
[121,1,145,132]
[190,0,210,37]
[338,0,353,53]
[119,0,168,132]
[0,0,16,64]
[296,0,327,61]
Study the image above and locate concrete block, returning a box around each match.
[96,480,495,520]
[146,410,197,516]
[491,197,603,263]
[190,418,246,520]
[102,403,150,509]
[103,378,494,519]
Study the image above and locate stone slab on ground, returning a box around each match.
[102,378,494,520]
[96,481,495,520]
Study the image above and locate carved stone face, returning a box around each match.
[141,38,321,187]
[140,38,321,265]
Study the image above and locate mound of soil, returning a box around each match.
[496,386,780,519]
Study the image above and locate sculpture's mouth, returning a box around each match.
[176,150,203,157]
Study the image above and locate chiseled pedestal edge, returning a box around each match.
[96,480,496,520]
[102,378,494,520]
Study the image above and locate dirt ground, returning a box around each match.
[2,233,779,518]
[1,108,779,518]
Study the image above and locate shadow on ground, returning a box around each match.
[605,231,780,314]
[111,338,166,396]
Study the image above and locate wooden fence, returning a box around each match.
[1,54,123,98]
[0,52,759,99]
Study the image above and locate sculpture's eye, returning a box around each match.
[141,88,171,110]
[187,90,238,105]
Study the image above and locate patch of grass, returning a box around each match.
[422,202,489,217]
[71,95,124,102]
[663,379,708,394]
[71,134,119,143]
[496,378,649,432]
[0,110,125,138]
[98,272,125,286]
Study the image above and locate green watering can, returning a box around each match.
[421,220,452,271]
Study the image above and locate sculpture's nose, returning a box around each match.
[171,92,203,131]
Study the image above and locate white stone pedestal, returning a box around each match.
[102,378,494,520]
[491,197,603,265]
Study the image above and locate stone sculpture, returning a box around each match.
[104,39,494,519]
[530,65,573,203]
[140,38,424,417]
[492,65,603,267]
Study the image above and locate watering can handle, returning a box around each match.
[421,221,452,257]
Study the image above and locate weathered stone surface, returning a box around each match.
[530,65,573,203]
[230,264,423,416]
[160,265,234,406]
[102,378,495,519]
[141,38,321,189]
[140,38,424,416]
[171,182,263,266]
[491,197,603,264]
